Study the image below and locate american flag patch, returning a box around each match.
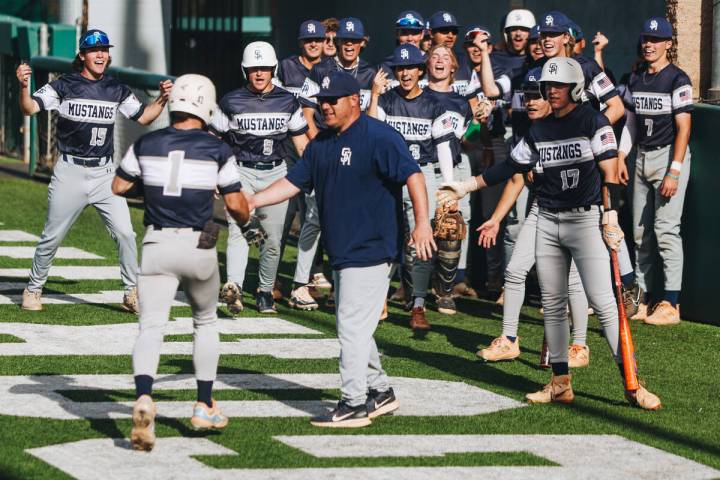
[600,131,615,146]
[597,74,613,90]
[679,89,690,101]
[441,116,454,129]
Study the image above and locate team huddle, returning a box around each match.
[15,6,693,448]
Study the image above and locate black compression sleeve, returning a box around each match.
[604,183,622,210]
[482,158,528,186]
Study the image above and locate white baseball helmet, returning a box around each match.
[241,41,278,76]
[539,57,585,102]
[168,74,216,125]
[504,9,536,30]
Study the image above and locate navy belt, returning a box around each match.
[241,160,283,170]
[62,153,112,167]
[543,205,596,213]
[638,144,671,151]
[151,224,203,232]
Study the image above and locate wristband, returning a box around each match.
[665,172,680,181]
[603,182,622,211]
[670,161,683,172]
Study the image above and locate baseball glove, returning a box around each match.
[433,203,467,241]
[241,215,268,247]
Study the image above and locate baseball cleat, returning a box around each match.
[366,387,400,419]
[191,399,229,430]
[630,303,648,321]
[409,306,431,330]
[380,300,388,321]
[21,288,42,311]
[390,284,406,302]
[526,374,574,404]
[644,301,680,326]
[255,290,276,314]
[122,287,139,314]
[310,400,371,428]
[625,384,662,411]
[568,344,590,368]
[131,394,156,452]
[437,295,456,315]
[311,273,332,289]
[272,280,283,301]
[220,282,244,313]
[478,335,520,361]
[288,285,319,311]
[622,281,643,318]
[452,281,478,299]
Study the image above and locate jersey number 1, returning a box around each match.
[164,150,185,197]
[560,168,580,191]
[89,127,107,146]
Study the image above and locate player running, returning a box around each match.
[17,29,172,313]
[111,74,250,451]
[438,57,661,410]
[213,42,309,314]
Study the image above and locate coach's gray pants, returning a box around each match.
[502,202,589,344]
[28,157,137,292]
[334,262,392,407]
[226,162,288,292]
[535,206,620,364]
[633,145,691,293]
[293,191,321,285]
[133,227,220,381]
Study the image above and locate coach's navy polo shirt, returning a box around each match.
[287,113,420,270]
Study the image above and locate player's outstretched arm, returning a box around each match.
[477,173,525,248]
[224,191,250,225]
[16,63,40,116]
[406,172,437,261]
[136,79,174,125]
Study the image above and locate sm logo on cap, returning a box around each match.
[254,49,262,60]
[322,76,330,89]
[346,21,355,31]
[549,63,558,74]
[401,48,409,59]
[545,15,554,26]
[650,19,658,31]
[442,13,452,23]
[307,23,316,33]
[528,75,537,81]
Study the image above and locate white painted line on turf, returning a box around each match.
[27,435,720,480]
[0,230,39,242]
[0,246,103,259]
[1,374,523,420]
[0,266,120,280]
[0,290,189,306]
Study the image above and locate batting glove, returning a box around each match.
[602,210,624,251]
[436,177,479,207]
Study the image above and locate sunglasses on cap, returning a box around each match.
[522,89,543,100]
[396,17,424,29]
[464,30,490,43]
[434,27,458,35]
[79,31,111,50]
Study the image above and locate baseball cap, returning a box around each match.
[640,16,673,39]
[396,10,425,30]
[315,70,361,98]
[298,20,325,39]
[522,66,543,93]
[568,20,584,41]
[529,25,541,41]
[387,43,425,67]
[429,11,460,30]
[539,11,571,34]
[463,25,492,44]
[79,29,113,50]
[336,17,365,39]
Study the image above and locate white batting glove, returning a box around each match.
[436,177,479,207]
[602,210,624,251]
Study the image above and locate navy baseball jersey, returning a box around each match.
[117,127,242,229]
[573,54,619,106]
[303,57,377,110]
[626,64,693,147]
[276,55,313,97]
[449,54,474,96]
[210,86,308,163]
[491,49,527,84]
[32,73,144,157]
[376,88,456,164]
[286,114,420,269]
[423,88,472,163]
[464,65,512,138]
[509,104,617,209]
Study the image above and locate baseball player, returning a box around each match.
[427,11,472,96]
[438,57,661,410]
[17,29,172,313]
[247,70,435,427]
[618,17,693,325]
[368,44,457,329]
[111,74,250,451]
[493,9,536,81]
[276,20,326,97]
[379,11,427,81]
[477,69,591,368]
[321,18,339,58]
[213,41,309,314]
[301,17,377,137]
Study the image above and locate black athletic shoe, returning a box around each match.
[255,290,276,314]
[310,400,371,428]
[366,387,400,419]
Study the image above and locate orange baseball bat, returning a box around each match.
[610,249,639,391]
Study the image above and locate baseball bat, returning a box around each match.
[539,335,550,369]
[610,249,639,391]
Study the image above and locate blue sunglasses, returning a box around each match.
[396,17,425,29]
[79,31,112,50]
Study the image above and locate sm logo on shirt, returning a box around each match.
[340,147,352,165]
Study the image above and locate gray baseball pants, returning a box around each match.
[27,156,137,292]
[502,202,589,344]
[633,145,691,293]
[535,206,620,364]
[293,191,321,285]
[334,262,392,407]
[132,227,220,381]
[226,162,288,292]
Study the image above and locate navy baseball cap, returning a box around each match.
[298,20,325,39]
[463,25,492,44]
[539,11,571,34]
[396,10,425,30]
[529,25,541,40]
[79,29,113,50]
[641,16,673,39]
[522,66,543,92]
[387,43,425,67]
[429,11,460,30]
[336,17,365,39]
[315,70,361,98]
[568,20,584,41]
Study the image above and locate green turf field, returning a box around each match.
[0,166,718,479]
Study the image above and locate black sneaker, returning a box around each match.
[366,387,400,419]
[255,290,276,314]
[310,400,371,428]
